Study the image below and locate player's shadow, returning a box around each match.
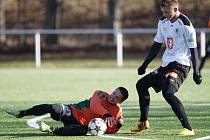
[116,132,176,136]
[0,132,49,138]
[114,132,141,136]
[0,133,93,138]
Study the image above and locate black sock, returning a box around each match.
[170,96,192,131]
[163,76,192,131]
[163,93,192,130]
[52,125,88,136]
[19,104,53,117]
[18,110,27,118]
[139,90,150,122]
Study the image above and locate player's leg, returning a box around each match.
[6,104,63,121]
[136,76,151,123]
[38,121,88,136]
[52,125,88,136]
[59,105,80,126]
[131,69,163,132]
[162,74,194,136]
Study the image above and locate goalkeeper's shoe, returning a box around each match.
[38,122,53,134]
[177,128,195,136]
[4,106,20,118]
[131,120,149,133]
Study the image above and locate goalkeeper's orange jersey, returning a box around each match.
[69,90,123,133]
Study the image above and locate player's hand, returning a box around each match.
[116,118,124,128]
[138,64,147,75]
[117,118,124,124]
[193,72,202,85]
[105,117,117,127]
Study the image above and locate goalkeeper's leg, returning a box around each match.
[10,104,63,121]
[52,125,88,136]
[38,121,88,136]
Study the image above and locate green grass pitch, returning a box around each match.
[0,68,210,140]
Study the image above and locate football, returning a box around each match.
[88,118,107,136]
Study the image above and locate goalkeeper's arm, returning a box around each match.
[105,117,124,134]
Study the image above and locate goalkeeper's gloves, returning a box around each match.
[103,114,117,127]
[116,118,123,128]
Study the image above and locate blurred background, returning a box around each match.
[0,0,210,68]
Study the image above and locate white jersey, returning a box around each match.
[154,13,197,67]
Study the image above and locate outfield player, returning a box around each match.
[5,87,128,136]
[199,18,210,71]
[131,0,202,136]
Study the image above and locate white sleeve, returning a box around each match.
[183,24,197,48]
[154,21,164,43]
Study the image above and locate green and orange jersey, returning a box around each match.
[69,90,123,134]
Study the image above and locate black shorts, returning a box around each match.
[143,61,190,93]
[52,104,79,126]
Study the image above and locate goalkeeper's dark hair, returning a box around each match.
[118,87,129,101]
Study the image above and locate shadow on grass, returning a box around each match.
[117,130,178,136]
[115,132,149,136]
[0,132,95,138]
[0,132,49,138]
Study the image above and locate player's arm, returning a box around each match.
[106,116,124,134]
[138,42,162,75]
[105,107,124,134]
[141,42,162,67]
[183,25,202,84]
[190,48,202,84]
[138,20,163,75]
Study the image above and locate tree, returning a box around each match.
[107,0,121,30]
[0,0,6,43]
[154,0,161,18]
[106,0,121,47]
[193,0,199,26]
[17,0,25,46]
[45,0,63,45]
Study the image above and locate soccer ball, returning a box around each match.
[88,118,107,136]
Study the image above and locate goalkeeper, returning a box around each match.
[5,87,128,136]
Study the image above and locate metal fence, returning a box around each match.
[1,28,210,68]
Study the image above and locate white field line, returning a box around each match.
[123,103,210,109]
[192,136,210,140]
[100,135,152,140]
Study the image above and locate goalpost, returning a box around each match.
[35,32,41,68]
[200,31,206,57]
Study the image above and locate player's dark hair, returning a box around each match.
[161,0,178,7]
[118,87,129,101]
